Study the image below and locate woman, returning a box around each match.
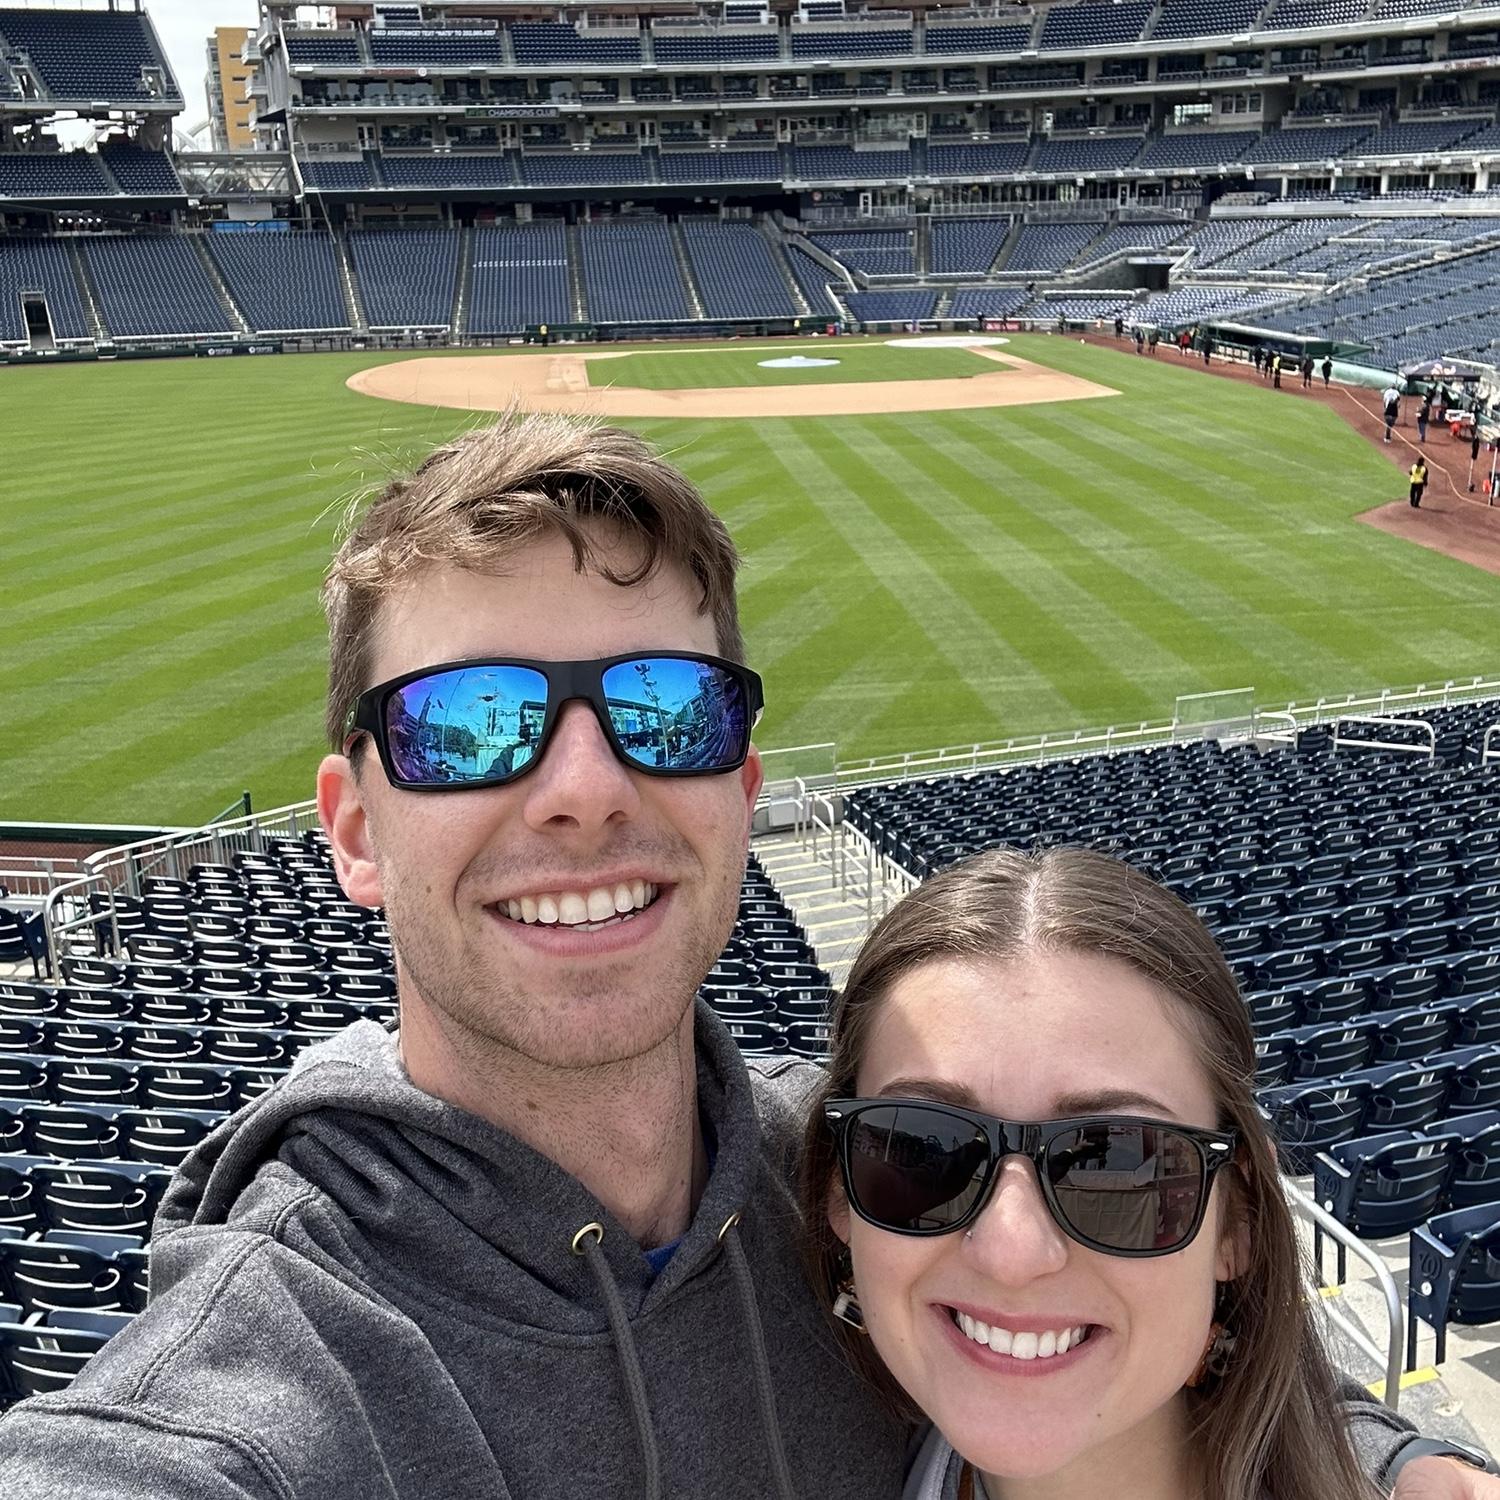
[800,846,1377,1500]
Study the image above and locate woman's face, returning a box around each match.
[832,948,1237,1483]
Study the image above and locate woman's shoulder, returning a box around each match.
[903,1424,965,1500]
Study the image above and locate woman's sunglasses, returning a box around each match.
[825,1098,1238,1258]
[344,651,764,791]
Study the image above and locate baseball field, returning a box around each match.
[7,332,1500,825]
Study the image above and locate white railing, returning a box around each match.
[42,799,322,964]
[1484,725,1500,766]
[1293,1181,1405,1409]
[1332,715,1437,761]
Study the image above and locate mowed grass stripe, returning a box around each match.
[7,344,1500,822]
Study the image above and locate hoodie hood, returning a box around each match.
[154,999,765,1324]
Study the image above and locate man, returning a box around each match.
[1273,352,1283,389]
[1322,354,1334,387]
[1301,353,1315,389]
[1384,381,1402,442]
[0,414,1493,1499]
[1410,457,1430,507]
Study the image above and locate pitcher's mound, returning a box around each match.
[346,346,1117,420]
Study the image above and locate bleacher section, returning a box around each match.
[368,29,506,65]
[380,156,515,190]
[1039,0,1155,49]
[1032,135,1145,173]
[577,220,692,322]
[0,7,178,104]
[0,237,88,344]
[520,152,651,187]
[786,245,844,318]
[467,221,571,335]
[651,28,780,64]
[924,23,1032,55]
[98,143,182,198]
[1137,131,1262,171]
[207,232,351,335]
[348,227,458,329]
[790,146,912,181]
[789,26,913,58]
[81,237,231,339]
[1005,222,1102,272]
[931,219,1013,275]
[0,837,828,1407]
[844,288,938,321]
[680,221,799,319]
[928,141,1030,178]
[0,153,109,199]
[509,23,642,64]
[809,229,915,277]
[658,150,780,183]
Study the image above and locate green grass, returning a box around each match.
[7,334,1500,825]
[595,341,996,390]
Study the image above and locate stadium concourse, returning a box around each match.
[9,0,1500,1461]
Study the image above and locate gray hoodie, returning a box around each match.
[0,1004,906,1498]
[0,1003,1422,1499]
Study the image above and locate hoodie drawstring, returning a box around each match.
[571,1215,797,1500]
[719,1213,797,1500]
[574,1223,664,1500]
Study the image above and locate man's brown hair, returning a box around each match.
[322,410,744,749]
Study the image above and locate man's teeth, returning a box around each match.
[953,1311,1090,1360]
[503,881,658,927]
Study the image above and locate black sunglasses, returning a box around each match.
[826,1098,1238,1258]
[344,651,764,791]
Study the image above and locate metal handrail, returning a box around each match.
[1331,715,1437,761]
[1484,724,1500,766]
[1286,1180,1404,1409]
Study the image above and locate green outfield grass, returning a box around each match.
[596,341,995,390]
[7,335,1500,825]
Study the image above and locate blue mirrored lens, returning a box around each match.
[600,657,749,772]
[385,666,548,784]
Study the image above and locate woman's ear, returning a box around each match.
[1215,1163,1252,1282]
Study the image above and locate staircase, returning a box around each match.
[761,220,811,314]
[669,220,706,318]
[566,221,590,322]
[330,224,369,335]
[451,223,474,337]
[189,235,251,336]
[914,215,932,277]
[752,820,915,988]
[64,237,108,342]
[989,217,1023,273]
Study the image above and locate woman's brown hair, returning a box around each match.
[798,845,1375,1500]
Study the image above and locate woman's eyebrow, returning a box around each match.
[872,1081,1185,1120]
[873,1078,980,1108]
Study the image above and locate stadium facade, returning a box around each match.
[3,0,1500,364]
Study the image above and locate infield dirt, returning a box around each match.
[346,342,1118,419]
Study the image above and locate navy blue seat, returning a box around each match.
[0,1310,131,1403]
[1408,1203,1500,1365]
[1314,1128,1459,1267]
[1264,1077,1373,1172]
[0,1234,133,1318]
[1301,977,1375,1026]
[1363,1057,1458,1132]
[1290,1021,1377,1080]
[1437,1110,1500,1210]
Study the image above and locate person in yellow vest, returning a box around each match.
[1409,457,1430,508]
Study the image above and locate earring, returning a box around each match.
[832,1275,866,1333]
[1185,1320,1237,1389]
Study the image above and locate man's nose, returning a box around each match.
[519,700,642,835]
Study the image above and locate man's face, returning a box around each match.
[319,532,762,1072]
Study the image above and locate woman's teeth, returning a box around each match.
[953,1310,1090,1360]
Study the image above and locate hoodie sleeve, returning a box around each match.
[1339,1377,1424,1490]
[0,1399,285,1499]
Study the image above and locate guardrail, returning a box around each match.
[1332,715,1436,761]
[1293,1181,1405,1409]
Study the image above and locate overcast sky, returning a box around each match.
[147,0,261,132]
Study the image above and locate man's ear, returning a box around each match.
[317,754,385,910]
[739,745,764,838]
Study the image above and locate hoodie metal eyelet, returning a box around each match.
[571,1222,604,1255]
[716,1211,742,1244]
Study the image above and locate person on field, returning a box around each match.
[1410,458,1430,507]
[1418,387,1436,445]
[1384,382,1402,442]
[1,415,1493,1500]
[1148,327,1159,356]
[1301,353,1315,389]
[1322,354,1334,387]
[1272,352,1283,389]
